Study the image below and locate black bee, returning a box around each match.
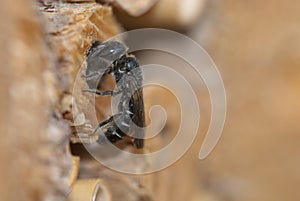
[84,40,145,149]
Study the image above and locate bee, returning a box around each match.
[84,40,145,149]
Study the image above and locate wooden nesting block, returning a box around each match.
[39,2,122,133]
[0,1,72,201]
[39,2,121,91]
[39,3,155,201]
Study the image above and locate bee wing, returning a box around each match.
[127,76,145,149]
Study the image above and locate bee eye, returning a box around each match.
[127,60,137,70]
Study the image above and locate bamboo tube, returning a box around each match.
[67,179,111,201]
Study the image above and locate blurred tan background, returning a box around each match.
[194,1,300,201]
[126,0,300,200]
[185,0,296,201]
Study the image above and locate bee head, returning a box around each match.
[125,57,138,72]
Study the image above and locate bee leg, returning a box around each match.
[93,113,123,134]
[82,89,122,96]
